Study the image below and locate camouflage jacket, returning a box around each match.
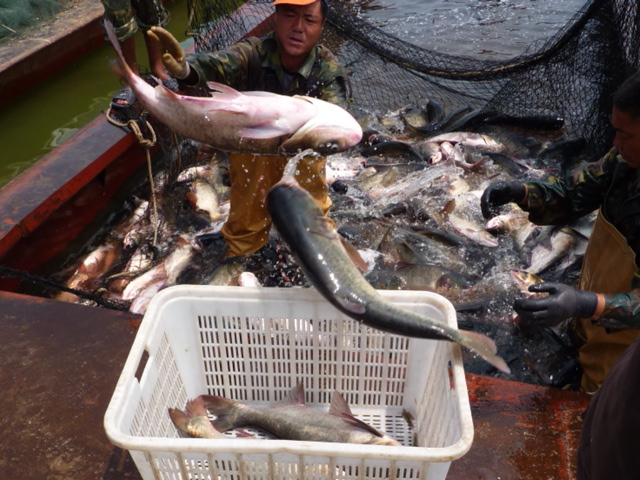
[523,148,640,327]
[184,32,350,109]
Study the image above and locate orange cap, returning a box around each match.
[272,0,318,5]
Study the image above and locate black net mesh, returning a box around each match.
[0,0,62,39]
[186,0,640,155]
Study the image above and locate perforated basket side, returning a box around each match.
[105,285,473,480]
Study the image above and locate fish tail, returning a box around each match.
[103,20,134,79]
[202,394,243,432]
[458,330,511,374]
[185,396,208,417]
[168,407,190,435]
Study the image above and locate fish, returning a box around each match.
[238,271,261,287]
[366,262,475,294]
[443,197,500,248]
[186,179,222,221]
[202,382,402,445]
[525,227,579,275]
[425,131,504,152]
[122,235,195,313]
[360,140,426,163]
[266,173,510,373]
[105,21,362,155]
[55,241,122,303]
[426,105,474,133]
[169,396,226,439]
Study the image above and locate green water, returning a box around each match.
[0,0,191,188]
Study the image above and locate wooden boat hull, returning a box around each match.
[0,116,150,291]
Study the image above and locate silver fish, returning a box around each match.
[525,227,579,275]
[203,382,401,445]
[122,235,195,313]
[186,179,222,221]
[104,21,362,155]
[266,174,509,373]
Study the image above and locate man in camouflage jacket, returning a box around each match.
[481,71,640,392]
[148,0,352,257]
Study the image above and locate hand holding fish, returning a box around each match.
[481,181,527,219]
[147,26,190,80]
[514,282,600,327]
[104,20,362,155]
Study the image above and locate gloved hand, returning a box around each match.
[147,26,190,79]
[513,282,598,327]
[480,181,527,219]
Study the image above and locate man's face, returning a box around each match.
[612,107,640,168]
[275,1,324,71]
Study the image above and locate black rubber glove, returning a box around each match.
[513,282,598,327]
[480,181,527,219]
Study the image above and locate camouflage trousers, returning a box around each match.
[101,0,169,41]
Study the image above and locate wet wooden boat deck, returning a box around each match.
[0,290,590,480]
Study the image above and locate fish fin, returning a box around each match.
[308,215,339,238]
[329,392,391,439]
[168,407,190,435]
[243,91,285,98]
[328,390,354,416]
[202,394,242,432]
[239,124,290,140]
[340,237,368,273]
[277,382,306,406]
[185,396,209,417]
[104,21,134,79]
[458,330,511,374]
[206,81,244,98]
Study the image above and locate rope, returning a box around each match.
[106,106,161,247]
[0,265,131,311]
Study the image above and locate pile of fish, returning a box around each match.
[169,382,403,446]
[52,90,597,387]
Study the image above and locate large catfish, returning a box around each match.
[266,170,510,374]
[104,21,362,155]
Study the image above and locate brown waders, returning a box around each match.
[576,209,640,393]
[220,152,333,257]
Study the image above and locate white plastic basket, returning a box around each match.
[104,285,473,480]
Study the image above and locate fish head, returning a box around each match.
[280,97,363,155]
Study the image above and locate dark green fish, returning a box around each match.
[266,175,510,373]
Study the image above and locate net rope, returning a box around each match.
[0,0,62,39]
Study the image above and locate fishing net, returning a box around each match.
[0,0,62,39]
[186,0,640,155]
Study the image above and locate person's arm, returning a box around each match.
[596,286,640,329]
[521,151,617,225]
[514,280,640,330]
[146,27,255,89]
[184,38,259,90]
[482,150,618,224]
[514,283,600,326]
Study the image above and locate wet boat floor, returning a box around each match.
[0,291,590,480]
